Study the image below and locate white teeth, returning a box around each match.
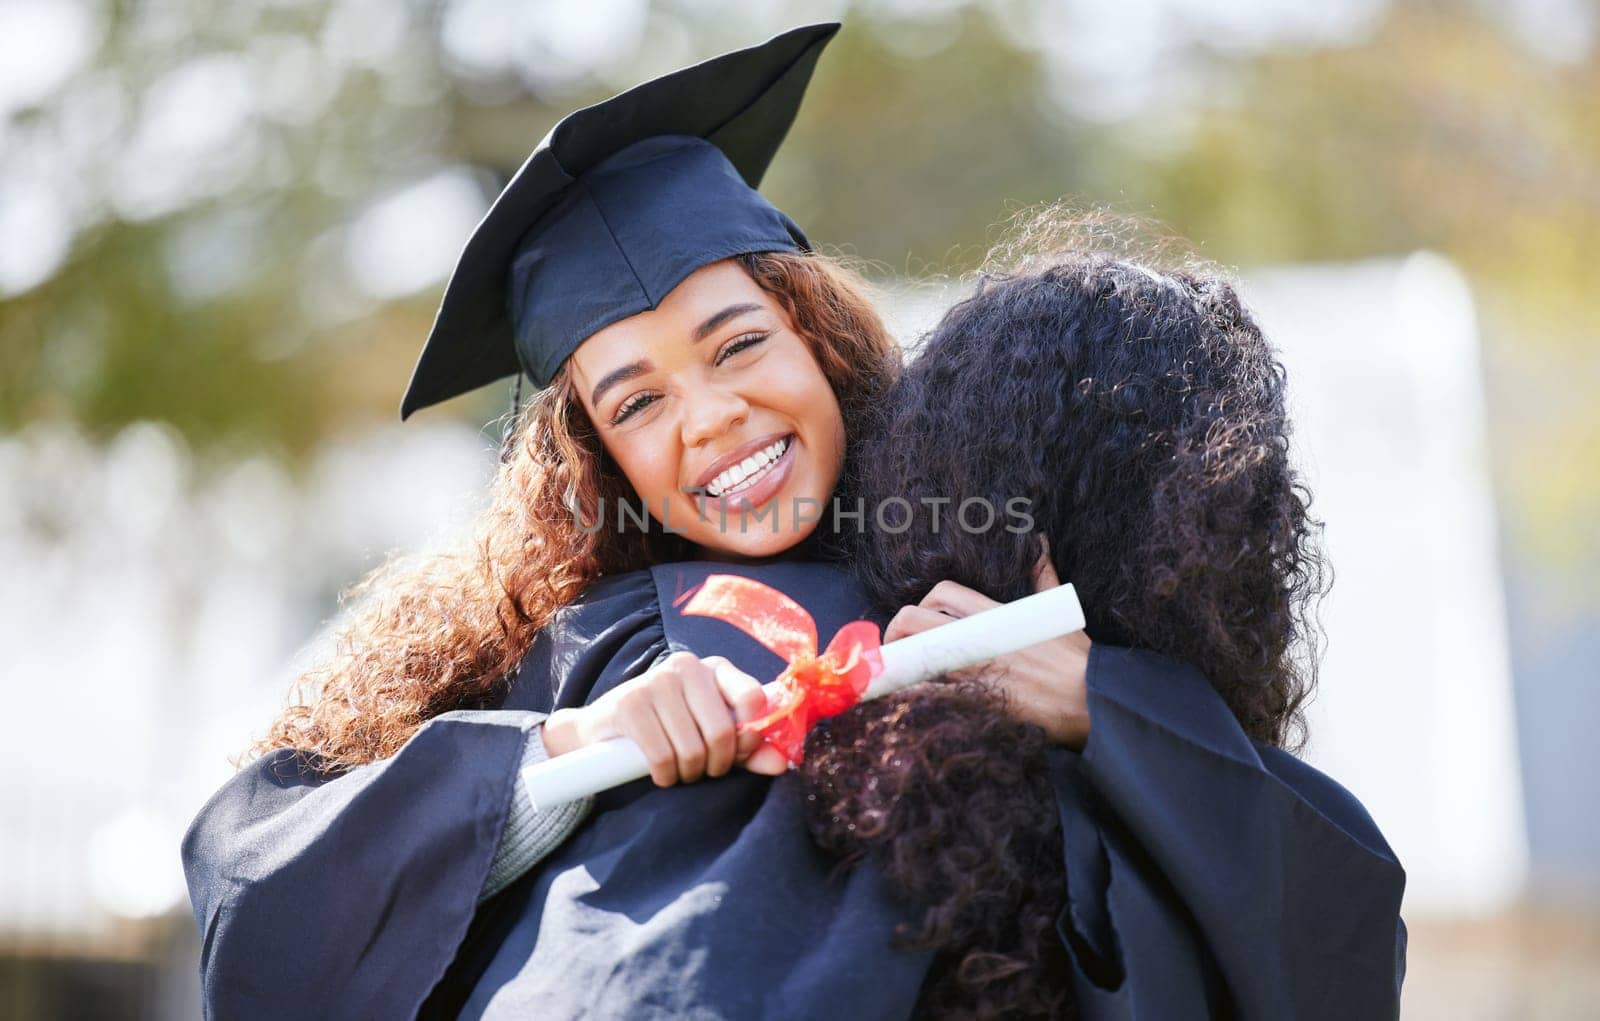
[704,437,791,497]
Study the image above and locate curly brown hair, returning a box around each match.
[247,250,899,771]
[803,217,1328,1017]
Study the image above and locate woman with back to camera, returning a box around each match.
[800,212,1407,1016]
[180,25,1403,1021]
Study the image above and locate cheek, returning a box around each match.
[813,389,845,461]
[599,427,677,501]
[782,353,845,469]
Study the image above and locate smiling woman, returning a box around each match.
[179,24,948,1019]
[235,21,899,779]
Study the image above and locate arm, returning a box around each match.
[885,571,1405,1017]
[1059,644,1407,1019]
[181,709,547,1019]
[183,653,794,1016]
[479,723,595,902]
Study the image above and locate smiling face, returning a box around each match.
[569,259,847,560]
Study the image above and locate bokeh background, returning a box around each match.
[2,0,1596,1017]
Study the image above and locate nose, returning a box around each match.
[680,383,749,449]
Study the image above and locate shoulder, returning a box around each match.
[1084,644,1259,766]
[503,568,665,712]
[1086,643,1402,867]
[1255,743,1402,865]
[564,567,660,621]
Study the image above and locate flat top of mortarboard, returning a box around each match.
[399,22,840,420]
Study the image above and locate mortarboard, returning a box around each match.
[399,22,840,420]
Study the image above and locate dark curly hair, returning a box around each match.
[803,680,1077,1018]
[800,223,1327,1016]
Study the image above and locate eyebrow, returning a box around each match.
[590,360,650,410]
[590,303,767,409]
[692,302,764,342]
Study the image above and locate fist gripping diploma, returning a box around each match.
[542,653,791,784]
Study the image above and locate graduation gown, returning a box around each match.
[180,559,1406,1019]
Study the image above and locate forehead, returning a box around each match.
[569,260,774,377]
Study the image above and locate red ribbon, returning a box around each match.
[679,575,883,764]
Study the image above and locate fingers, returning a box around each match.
[616,652,709,786]
[608,652,818,787]
[887,570,1054,644]
[613,683,680,788]
[741,744,790,776]
[681,661,738,779]
[708,660,788,776]
[918,579,999,619]
[616,653,782,787]
[651,654,714,784]
[1031,536,1062,592]
[708,657,768,763]
[885,603,960,643]
[708,661,794,775]
[708,657,768,723]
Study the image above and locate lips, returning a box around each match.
[695,434,798,517]
[690,432,794,494]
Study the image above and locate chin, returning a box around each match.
[692,517,820,562]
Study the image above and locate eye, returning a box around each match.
[610,391,661,425]
[715,331,770,365]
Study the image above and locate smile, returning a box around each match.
[704,436,793,497]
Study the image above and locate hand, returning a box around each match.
[541,652,791,785]
[883,541,1092,749]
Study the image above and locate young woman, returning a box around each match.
[801,232,1408,1017]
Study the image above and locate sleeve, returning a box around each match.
[181,709,542,1020]
[1050,644,1407,1020]
[181,570,667,1021]
[479,724,595,903]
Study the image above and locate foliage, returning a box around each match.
[0,0,1594,563]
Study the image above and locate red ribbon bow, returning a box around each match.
[678,574,883,765]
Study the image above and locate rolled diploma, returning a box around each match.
[524,583,1085,810]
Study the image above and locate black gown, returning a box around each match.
[181,559,1407,1019]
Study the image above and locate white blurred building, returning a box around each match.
[1247,254,1526,915]
[883,253,1529,917]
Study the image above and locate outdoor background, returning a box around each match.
[2,0,1596,1017]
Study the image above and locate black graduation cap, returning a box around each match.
[399,22,840,420]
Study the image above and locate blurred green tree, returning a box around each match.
[0,0,1594,565]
